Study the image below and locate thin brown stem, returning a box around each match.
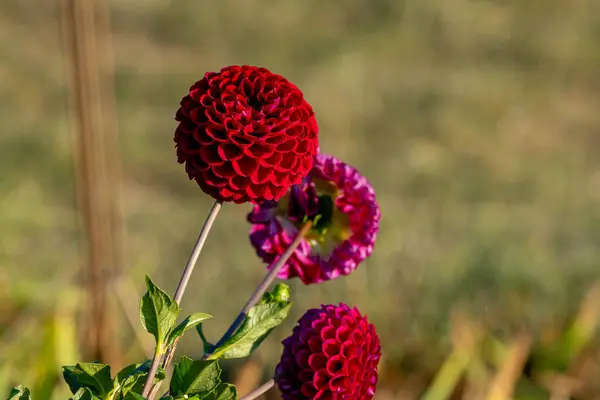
[141,200,223,398]
[205,221,312,359]
[239,379,275,400]
[173,200,223,304]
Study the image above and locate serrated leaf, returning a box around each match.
[7,385,31,400]
[196,324,216,354]
[208,301,291,359]
[70,387,98,400]
[63,366,83,394]
[62,363,112,396]
[113,364,137,386]
[112,361,165,398]
[170,356,221,396]
[166,313,213,348]
[203,383,237,400]
[140,275,180,347]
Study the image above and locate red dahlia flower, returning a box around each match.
[247,154,380,284]
[275,303,381,400]
[174,65,319,204]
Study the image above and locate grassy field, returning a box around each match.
[2,0,600,398]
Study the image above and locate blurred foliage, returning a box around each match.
[2,0,600,398]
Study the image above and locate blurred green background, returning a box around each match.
[2,0,600,398]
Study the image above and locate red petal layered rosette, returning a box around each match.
[275,304,381,399]
[248,154,380,284]
[174,65,319,204]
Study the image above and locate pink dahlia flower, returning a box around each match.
[275,303,381,400]
[247,153,380,284]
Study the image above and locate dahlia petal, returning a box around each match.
[313,389,332,400]
[322,339,340,358]
[217,143,243,161]
[300,382,318,398]
[308,336,322,353]
[192,130,215,147]
[244,142,274,159]
[276,138,297,153]
[274,153,295,172]
[340,341,357,358]
[232,157,259,177]
[295,349,311,369]
[329,374,347,391]
[320,325,336,341]
[250,165,273,185]
[201,171,227,187]
[199,145,223,165]
[176,119,195,134]
[308,353,327,371]
[247,183,267,199]
[212,162,236,179]
[229,176,250,190]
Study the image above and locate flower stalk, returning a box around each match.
[141,200,222,398]
[205,220,313,359]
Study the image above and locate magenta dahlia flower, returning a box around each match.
[247,153,380,284]
[174,65,319,204]
[275,303,381,400]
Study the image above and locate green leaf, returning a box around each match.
[196,324,216,354]
[208,300,291,359]
[7,385,31,400]
[203,383,237,400]
[112,361,165,398]
[166,313,213,348]
[63,366,83,394]
[70,387,99,400]
[170,356,221,396]
[62,363,113,396]
[140,275,180,348]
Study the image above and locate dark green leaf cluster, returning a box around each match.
[163,356,236,400]
[6,281,292,400]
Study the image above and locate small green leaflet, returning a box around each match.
[271,283,290,302]
[140,275,180,348]
[62,363,113,397]
[207,289,292,359]
[112,361,165,398]
[203,383,237,400]
[70,387,98,400]
[170,356,221,396]
[63,366,82,394]
[166,313,213,348]
[258,283,290,305]
[7,386,31,400]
